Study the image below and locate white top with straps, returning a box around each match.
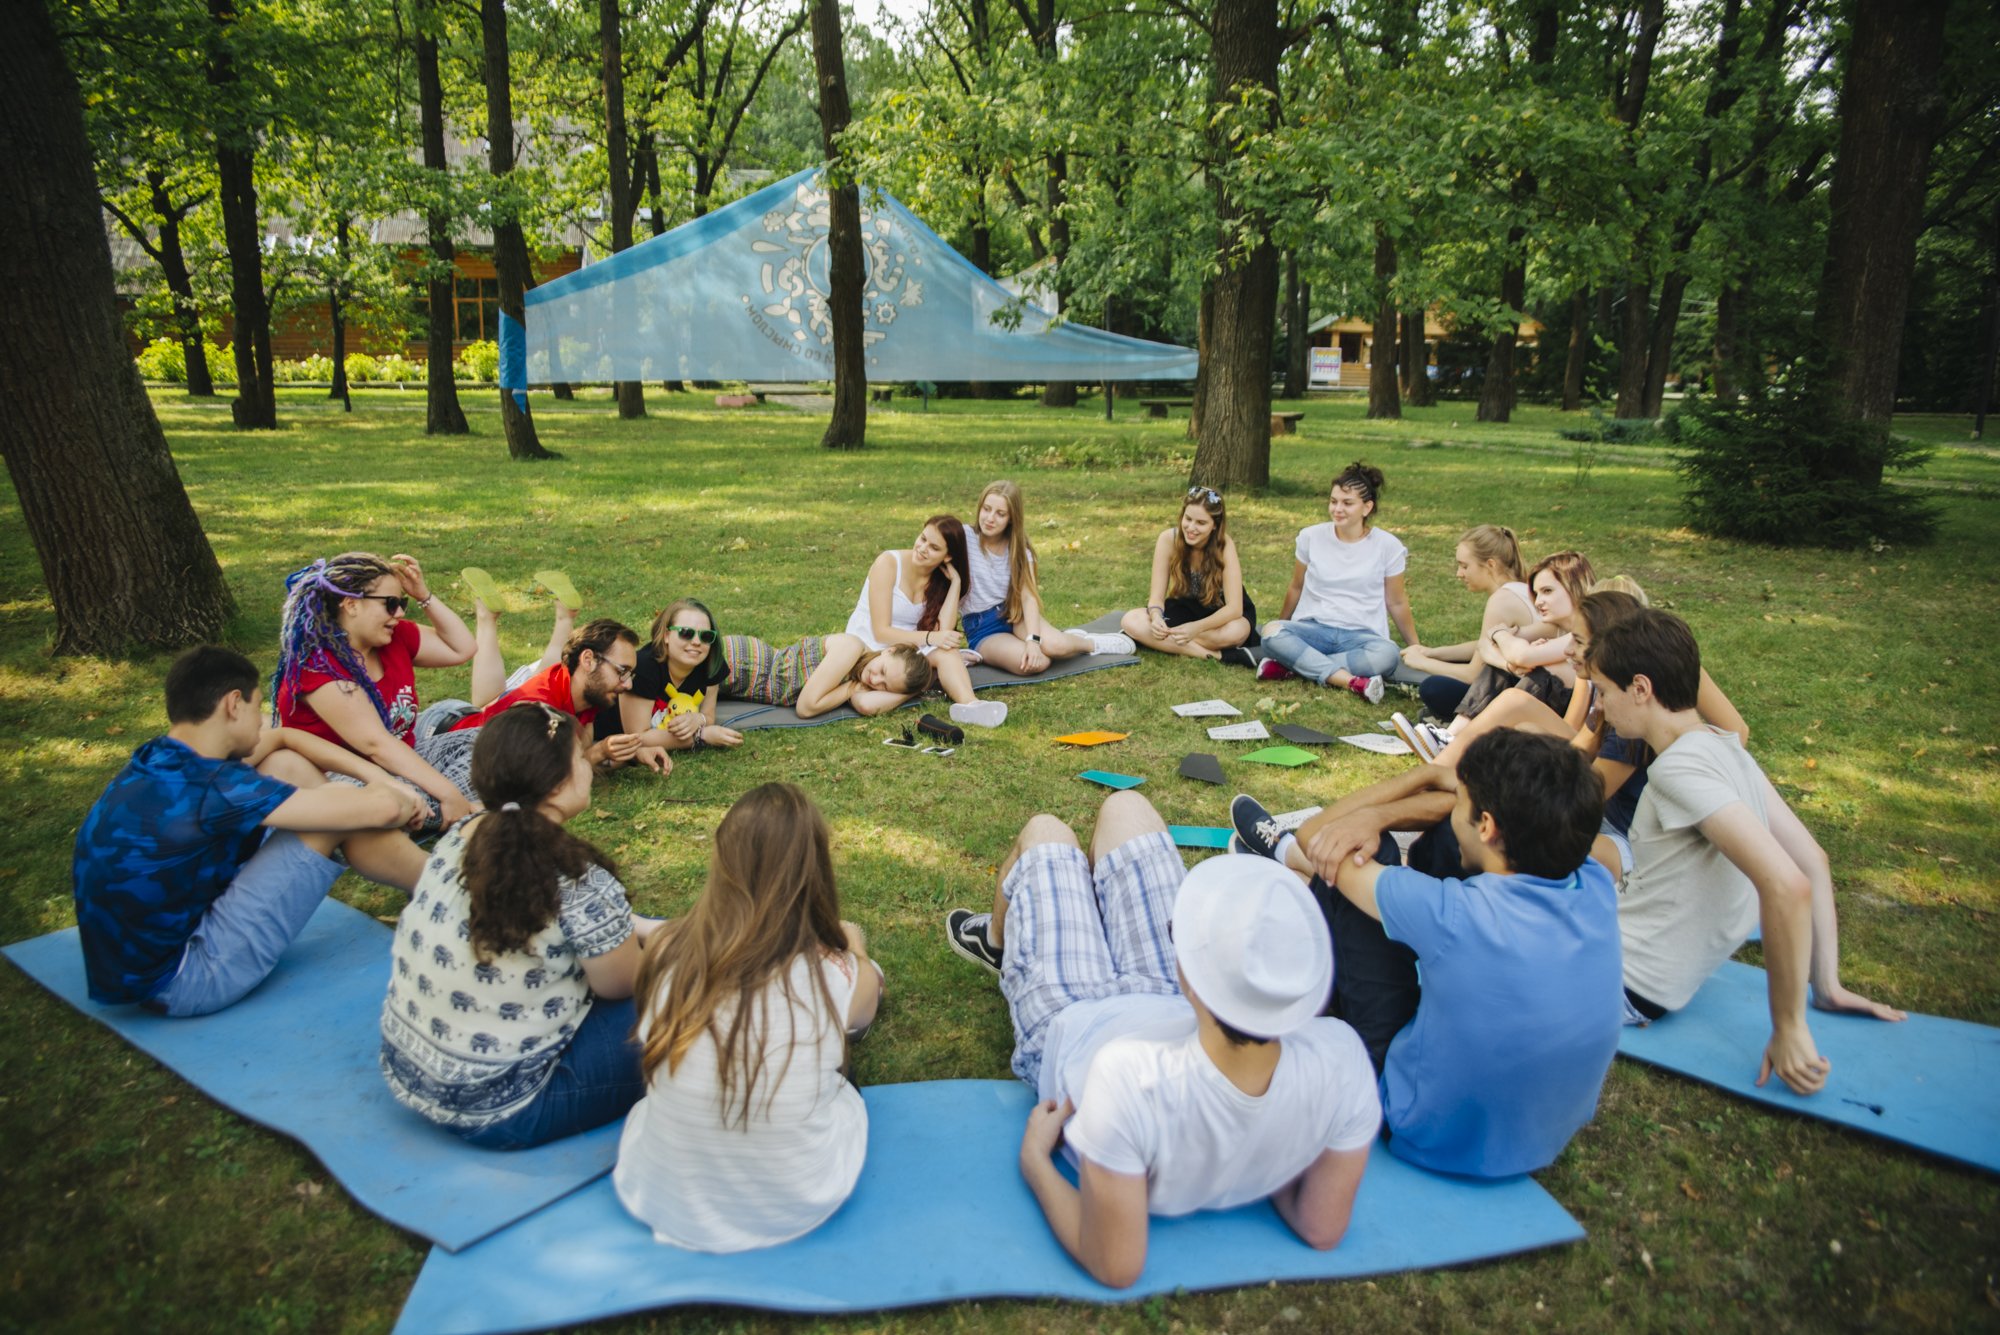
[845,550,933,653]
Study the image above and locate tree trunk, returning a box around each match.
[328,219,352,411]
[481,0,556,460]
[1189,0,1279,490]
[810,0,865,448]
[415,0,469,435]
[1713,280,1741,402]
[1367,228,1400,419]
[1559,290,1588,410]
[207,0,274,430]
[147,170,213,397]
[1401,308,1432,406]
[1976,198,2000,439]
[1474,2,1557,425]
[1814,0,1949,466]
[1,0,234,654]
[1039,150,1077,408]
[1281,251,1307,399]
[969,213,998,399]
[1614,281,1651,417]
[1189,281,1212,441]
[1641,269,1688,417]
[601,0,645,419]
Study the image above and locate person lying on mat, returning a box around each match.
[602,599,744,755]
[416,618,666,804]
[74,646,426,1016]
[1254,461,1416,704]
[1396,525,1537,724]
[1585,608,1904,1095]
[964,479,1133,673]
[945,792,1378,1287]
[845,513,999,726]
[720,633,937,718]
[380,703,665,1149]
[1229,729,1622,1179]
[272,551,480,833]
[1118,485,1257,662]
[615,782,881,1252]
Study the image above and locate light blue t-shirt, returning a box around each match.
[1375,859,1623,1178]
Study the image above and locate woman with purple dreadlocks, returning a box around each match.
[274,551,480,832]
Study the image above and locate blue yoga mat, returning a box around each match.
[1617,960,1999,1174]
[2,899,619,1251]
[394,1079,1582,1333]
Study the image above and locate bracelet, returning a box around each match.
[1148,605,1164,615]
[419,594,436,608]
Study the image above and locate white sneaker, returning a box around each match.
[1073,629,1136,656]
[949,700,1008,728]
[1390,712,1435,761]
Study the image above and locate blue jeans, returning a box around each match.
[148,831,344,1017]
[460,997,644,1150]
[1260,619,1399,684]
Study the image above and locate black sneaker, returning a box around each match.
[1219,645,1260,670]
[946,909,1003,975]
[1230,793,1288,861]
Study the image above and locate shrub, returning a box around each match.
[456,340,500,382]
[342,352,381,382]
[375,354,421,382]
[135,338,185,382]
[1674,388,1938,549]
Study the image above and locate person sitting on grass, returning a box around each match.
[615,783,882,1252]
[379,704,664,1149]
[944,791,1379,1288]
[1396,524,1537,724]
[719,633,937,718]
[845,513,999,725]
[73,646,426,1016]
[1255,461,1417,703]
[963,479,1133,673]
[1118,485,1257,662]
[273,551,480,833]
[606,599,744,756]
[1229,729,1622,1179]
[1583,608,1904,1093]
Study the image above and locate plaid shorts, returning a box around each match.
[999,831,1184,1085]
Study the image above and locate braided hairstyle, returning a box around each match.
[272,552,398,726]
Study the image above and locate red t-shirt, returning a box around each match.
[448,662,597,732]
[278,618,422,749]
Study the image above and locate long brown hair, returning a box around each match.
[916,514,969,631]
[462,705,618,963]
[847,645,936,695]
[635,783,849,1127]
[974,480,1040,627]
[1165,487,1230,603]
[1529,550,1597,624]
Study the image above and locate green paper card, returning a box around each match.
[1239,746,1318,767]
[1168,825,1232,849]
[1079,770,1146,789]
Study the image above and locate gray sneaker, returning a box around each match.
[946,909,1003,974]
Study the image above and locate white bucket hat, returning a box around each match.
[1172,854,1333,1039]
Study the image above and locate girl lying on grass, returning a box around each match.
[845,513,1000,725]
[720,633,936,718]
[615,782,882,1252]
[606,599,744,754]
[379,704,661,1149]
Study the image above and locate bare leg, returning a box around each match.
[340,829,428,893]
[1192,619,1250,651]
[1126,608,1229,660]
[469,600,509,706]
[990,813,1079,948]
[1431,688,1571,770]
[1402,649,1481,683]
[1088,790,1168,867]
[931,651,978,706]
[536,600,577,673]
[972,631,1042,675]
[1031,616,1093,660]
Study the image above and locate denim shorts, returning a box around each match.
[147,830,344,1017]
[961,606,1014,650]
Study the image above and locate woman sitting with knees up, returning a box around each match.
[845,514,995,725]
[1257,461,1417,703]
[615,782,881,1252]
[720,633,937,719]
[1118,485,1257,661]
[1398,525,1538,724]
[607,599,744,756]
[963,480,1134,673]
[379,703,664,1150]
[273,551,480,832]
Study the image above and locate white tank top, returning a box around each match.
[1499,580,1533,619]
[845,550,929,652]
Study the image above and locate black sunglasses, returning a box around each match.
[669,625,717,645]
[365,595,408,615]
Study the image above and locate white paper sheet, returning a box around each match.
[1172,699,1242,717]
[1206,721,1270,741]
[1341,733,1414,755]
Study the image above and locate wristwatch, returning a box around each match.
[1028,634,1042,644]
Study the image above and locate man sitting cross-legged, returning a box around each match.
[1583,608,1903,1094]
[1233,728,1623,1179]
[74,646,427,1016]
[943,791,1380,1288]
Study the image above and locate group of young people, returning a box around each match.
[67,462,1906,1285]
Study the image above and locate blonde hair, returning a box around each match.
[848,645,935,695]
[1589,574,1649,604]
[1459,524,1526,583]
[974,480,1040,628]
[635,784,849,1127]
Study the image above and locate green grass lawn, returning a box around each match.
[1,385,1995,1332]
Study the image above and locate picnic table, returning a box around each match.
[1270,410,1306,435]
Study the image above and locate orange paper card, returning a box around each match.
[1054,730,1129,746]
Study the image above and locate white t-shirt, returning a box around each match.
[1290,524,1407,638]
[962,540,1013,616]
[1038,993,1380,1217]
[1618,728,1768,1010]
[614,951,865,1252]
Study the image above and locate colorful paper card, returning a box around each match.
[1240,746,1317,767]
[1168,825,1233,849]
[1177,753,1226,785]
[1079,770,1145,789]
[1054,731,1128,746]
[1273,724,1337,745]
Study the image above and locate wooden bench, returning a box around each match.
[713,393,757,408]
[1270,411,1306,436]
[1138,398,1193,419]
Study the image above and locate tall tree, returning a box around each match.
[3,0,233,653]
[810,0,866,447]
[602,0,645,418]
[413,0,469,434]
[1475,0,1559,424]
[205,0,277,429]
[480,0,557,459]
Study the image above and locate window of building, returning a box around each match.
[1339,332,1362,364]
[454,276,500,343]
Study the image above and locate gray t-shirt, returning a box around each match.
[1617,727,1767,1011]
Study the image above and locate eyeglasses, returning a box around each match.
[1186,486,1222,507]
[596,657,636,684]
[367,595,408,616]
[668,625,717,645]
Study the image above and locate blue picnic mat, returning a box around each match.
[1617,959,1999,1174]
[2,899,620,1250]
[394,1079,1583,1332]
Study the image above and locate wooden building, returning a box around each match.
[1306,308,1542,389]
